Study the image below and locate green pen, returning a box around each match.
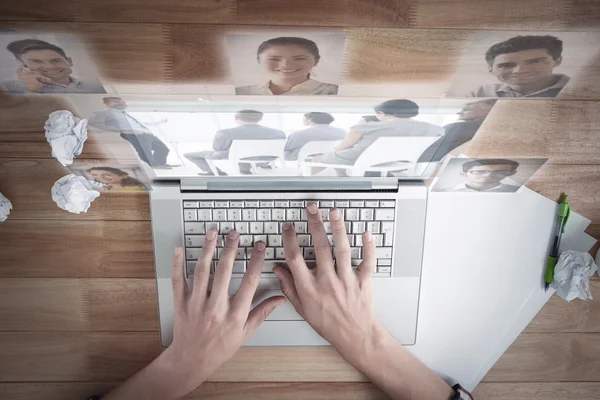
[544,194,571,291]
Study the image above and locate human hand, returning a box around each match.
[273,204,382,366]
[166,230,286,393]
[16,67,66,92]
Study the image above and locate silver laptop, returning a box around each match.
[120,102,439,347]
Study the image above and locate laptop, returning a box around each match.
[123,100,440,347]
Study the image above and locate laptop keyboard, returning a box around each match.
[183,199,395,278]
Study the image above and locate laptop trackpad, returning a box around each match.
[252,289,303,321]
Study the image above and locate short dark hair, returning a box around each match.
[257,37,320,64]
[7,39,68,61]
[102,97,123,103]
[304,112,334,125]
[361,115,380,122]
[373,99,419,118]
[236,109,263,123]
[462,159,520,172]
[485,35,563,65]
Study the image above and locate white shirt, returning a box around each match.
[451,182,520,193]
[235,78,338,95]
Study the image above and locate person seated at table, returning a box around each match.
[88,204,467,400]
[310,99,444,176]
[418,99,497,164]
[87,167,148,191]
[467,35,569,98]
[283,112,346,161]
[184,110,286,175]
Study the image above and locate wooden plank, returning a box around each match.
[468,100,600,164]
[483,333,600,382]
[0,158,150,221]
[0,221,154,278]
[0,382,389,400]
[0,279,158,330]
[0,332,365,382]
[0,141,133,159]
[525,281,600,333]
[472,382,600,400]
[0,93,79,132]
[0,0,78,21]
[565,0,600,28]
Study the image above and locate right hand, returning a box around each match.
[16,67,64,92]
[274,204,382,363]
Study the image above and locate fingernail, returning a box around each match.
[228,230,239,239]
[206,230,217,240]
[364,231,372,242]
[282,221,294,231]
[307,203,318,214]
[256,241,265,251]
[175,247,183,255]
[330,208,340,221]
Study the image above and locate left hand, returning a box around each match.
[166,230,286,392]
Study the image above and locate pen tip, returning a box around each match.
[544,283,549,291]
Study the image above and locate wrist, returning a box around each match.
[153,348,206,398]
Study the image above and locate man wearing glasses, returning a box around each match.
[452,159,520,192]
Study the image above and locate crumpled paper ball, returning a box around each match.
[51,174,100,214]
[551,251,599,301]
[0,192,12,222]
[44,110,88,166]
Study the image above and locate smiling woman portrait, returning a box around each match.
[234,36,339,96]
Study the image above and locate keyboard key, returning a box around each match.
[245,201,259,207]
[186,261,196,275]
[268,235,282,247]
[262,260,278,273]
[365,200,379,207]
[300,209,308,221]
[235,222,249,234]
[264,248,274,260]
[360,209,374,221]
[381,222,394,234]
[377,259,392,266]
[306,200,319,207]
[230,201,244,208]
[335,200,350,208]
[351,259,362,267]
[380,200,395,208]
[345,222,351,232]
[184,222,205,234]
[286,209,301,221]
[250,222,263,234]
[375,247,393,259]
[242,209,257,221]
[377,266,391,274]
[320,200,334,208]
[200,201,214,208]
[258,209,271,221]
[345,208,360,221]
[232,261,245,273]
[275,247,286,259]
[323,222,332,233]
[183,201,199,208]
[260,201,274,207]
[355,235,363,246]
[350,247,361,259]
[326,235,334,246]
[297,235,311,247]
[304,248,316,260]
[184,209,197,221]
[220,222,235,234]
[295,222,307,234]
[350,200,364,207]
[352,221,366,233]
[239,235,253,247]
[213,209,227,221]
[319,209,329,221]
[272,209,286,221]
[205,222,219,232]
[375,209,395,221]
[384,233,394,246]
[227,209,241,221]
[290,201,305,207]
[235,248,246,260]
[185,235,204,247]
[347,234,354,246]
[373,234,384,246]
[254,235,267,245]
[367,221,381,233]
[275,201,289,207]
[264,222,279,234]
[197,209,212,221]
[215,201,229,208]
[186,248,201,260]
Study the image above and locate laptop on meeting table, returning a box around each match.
[149,173,428,347]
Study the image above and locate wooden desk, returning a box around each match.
[1,1,600,398]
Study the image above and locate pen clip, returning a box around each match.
[559,195,571,233]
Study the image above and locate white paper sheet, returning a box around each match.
[0,192,12,222]
[51,174,100,214]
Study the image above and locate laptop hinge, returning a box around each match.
[180,178,399,191]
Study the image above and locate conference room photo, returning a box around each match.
[445,31,600,99]
[0,32,106,94]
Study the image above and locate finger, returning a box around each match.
[171,247,187,311]
[273,266,304,317]
[281,221,313,284]
[306,204,334,278]
[210,230,239,298]
[242,296,286,342]
[329,208,353,282]
[234,241,266,310]
[358,231,376,284]
[192,229,218,301]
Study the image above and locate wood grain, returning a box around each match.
[0,0,78,21]
[472,382,600,399]
[0,221,154,278]
[0,93,78,132]
[0,158,150,221]
[0,332,365,382]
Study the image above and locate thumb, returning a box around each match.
[273,266,304,316]
[243,296,286,341]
